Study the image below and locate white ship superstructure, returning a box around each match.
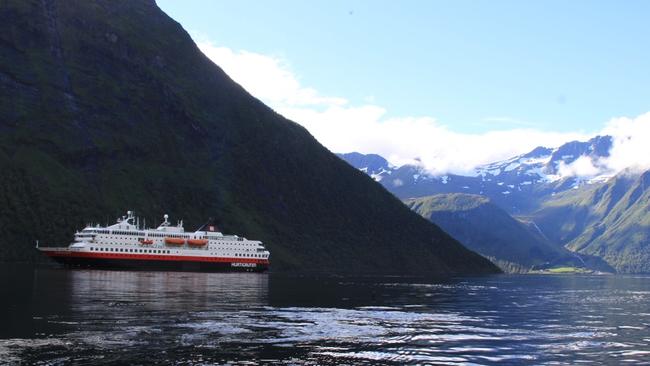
[39,211,270,272]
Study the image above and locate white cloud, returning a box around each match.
[601,112,650,174]
[197,39,346,108]
[545,113,650,180]
[278,105,588,175]
[557,156,602,178]
[195,38,648,177]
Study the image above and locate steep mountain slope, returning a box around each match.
[569,171,650,273]
[404,194,612,273]
[0,0,499,274]
[531,171,650,273]
[526,173,637,246]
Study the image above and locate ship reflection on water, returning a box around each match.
[2,265,650,365]
[66,269,269,311]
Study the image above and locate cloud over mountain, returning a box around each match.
[602,112,650,174]
[195,38,649,177]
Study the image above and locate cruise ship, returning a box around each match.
[38,211,270,272]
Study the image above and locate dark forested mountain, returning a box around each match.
[404,194,614,273]
[0,0,500,274]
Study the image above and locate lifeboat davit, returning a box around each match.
[164,237,185,245]
[187,239,208,246]
[139,239,154,245]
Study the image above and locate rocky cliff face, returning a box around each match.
[0,0,499,274]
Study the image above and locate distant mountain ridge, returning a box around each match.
[337,135,613,213]
[336,152,394,181]
[339,135,650,273]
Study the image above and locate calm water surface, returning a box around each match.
[1,265,650,365]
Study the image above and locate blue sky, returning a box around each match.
[157,0,650,174]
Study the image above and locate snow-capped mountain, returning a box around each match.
[472,135,613,191]
[336,152,394,181]
[339,135,650,274]
[337,135,613,214]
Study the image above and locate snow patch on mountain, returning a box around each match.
[370,167,392,182]
[338,135,617,202]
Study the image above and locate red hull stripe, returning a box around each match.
[44,250,269,265]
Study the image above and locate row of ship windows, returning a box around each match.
[100,243,206,250]
[96,236,257,246]
[87,230,244,242]
[232,253,267,258]
[109,231,138,236]
[90,247,170,254]
[90,243,257,255]
[89,246,267,258]
[86,230,176,237]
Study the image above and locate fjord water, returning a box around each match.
[2,265,650,365]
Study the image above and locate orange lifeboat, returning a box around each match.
[139,239,154,245]
[187,239,208,246]
[164,237,185,245]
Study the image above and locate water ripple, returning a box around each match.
[2,269,650,365]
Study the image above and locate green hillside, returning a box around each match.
[528,174,636,246]
[405,193,612,273]
[530,171,650,273]
[0,0,499,274]
[565,172,650,273]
